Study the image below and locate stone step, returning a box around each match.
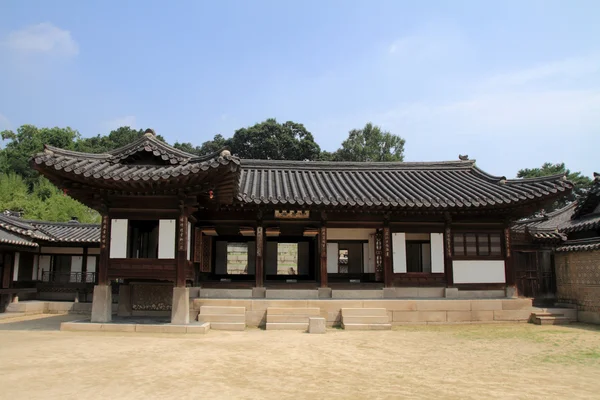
[342,315,390,324]
[266,307,320,316]
[533,316,571,326]
[210,322,246,331]
[267,315,313,323]
[198,314,246,323]
[200,306,246,315]
[341,308,388,317]
[342,323,392,331]
[266,322,309,331]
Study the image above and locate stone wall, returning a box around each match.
[555,250,600,324]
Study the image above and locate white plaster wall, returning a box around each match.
[40,247,84,255]
[158,219,176,259]
[453,260,506,284]
[327,243,338,273]
[392,233,407,273]
[70,256,83,282]
[39,255,51,280]
[110,219,128,258]
[12,252,20,281]
[32,255,39,280]
[327,228,375,241]
[365,234,375,273]
[430,233,445,273]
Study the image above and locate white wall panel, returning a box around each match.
[365,234,375,273]
[327,243,339,273]
[452,260,506,284]
[392,233,407,273]
[430,233,445,273]
[12,252,20,281]
[158,219,176,259]
[86,256,97,283]
[70,256,83,282]
[110,219,128,258]
[39,255,51,280]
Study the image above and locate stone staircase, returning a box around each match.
[341,308,392,330]
[266,307,321,330]
[529,308,577,326]
[197,306,246,331]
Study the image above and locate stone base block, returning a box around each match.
[117,285,132,317]
[252,287,266,298]
[578,311,600,324]
[265,289,318,299]
[318,288,332,299]
[383,288,397,298]
[444,288,459,298]
[308,317,326,334]
[505,286,518,298]
[332,290,383,299]
[171,287,190,325]
[91,285,112,323]
[200,288,253,298]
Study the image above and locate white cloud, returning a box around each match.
[387,21,469,61]
[105,116,136,131]
[480,54,600,89]
[3,23,78,56]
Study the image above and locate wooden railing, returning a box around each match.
[41,271,96,284]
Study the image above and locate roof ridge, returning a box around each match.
[240,159,476,170]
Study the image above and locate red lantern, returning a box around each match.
[209,190,214,199]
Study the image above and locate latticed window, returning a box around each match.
[453,232,503,258]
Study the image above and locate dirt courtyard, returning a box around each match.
[0,314,599,400]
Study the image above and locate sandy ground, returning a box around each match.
[0,314,599,400]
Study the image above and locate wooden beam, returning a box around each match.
[98,215,110,285]
[255,224,264,288]
[383,223,392,288]
[319,224,328,288]
[444,215,454,287]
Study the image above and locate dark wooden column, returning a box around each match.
[176,211,189,288]
[98,215,110,286]
[319,224,328,288]
[1,253,12,289]
[81,246,89,283]
[383,222,392,288]
[444,214,454,287]
[504,226,515,288]
[255,224,264,287]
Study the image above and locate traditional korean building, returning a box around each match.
[0,212,99,311]
[513,173,600,323]
[31,129,573,324]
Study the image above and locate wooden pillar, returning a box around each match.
[1,253,12,289]
[81,246,89,283]
[176,211,189,288]
[255,224,264,287]
[98,215,110,286]
[319,224,328,288]
[383,222,392,288]
[444,214,454,286]
[504,226,515,287]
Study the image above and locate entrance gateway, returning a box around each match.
[31,129,573,324]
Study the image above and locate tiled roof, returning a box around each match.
[0,229,38,247]
[27,220,100,243]
[0,214,99,245]
[237,159,573,209]
[512,202,576,241]
[556,237,600,252]
[572,173,600,219]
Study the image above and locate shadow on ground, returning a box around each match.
[0,314,81,331]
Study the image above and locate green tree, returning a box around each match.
[173,134,229,156]
[1,125,81,188]
[333,123,405,162]
[191,119,322,160]
[75,126,165,153]
[517,162,593,212]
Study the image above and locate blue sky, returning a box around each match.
[0,0,598,178]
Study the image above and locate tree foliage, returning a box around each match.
[0,120,407,222]
[0,173,99,223]
[333,122,405,162]
[517,162,593,212]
